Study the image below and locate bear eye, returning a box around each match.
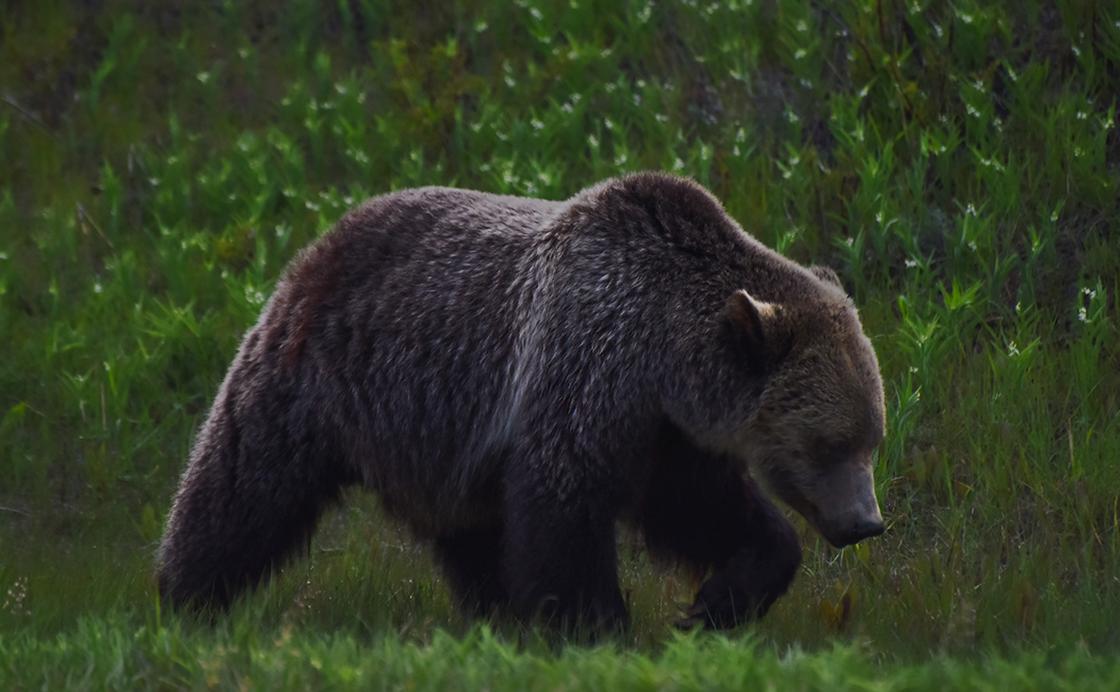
[811,435,858,465]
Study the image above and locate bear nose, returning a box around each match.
[829,518,885,548]
[853,517,885,540]
[845,517,885,545]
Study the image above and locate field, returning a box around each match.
[2,0,1119,688]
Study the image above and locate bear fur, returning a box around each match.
[157,172,886,630]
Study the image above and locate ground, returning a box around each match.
[1,0,1119,688]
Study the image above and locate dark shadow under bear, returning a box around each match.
[158,172,885,631]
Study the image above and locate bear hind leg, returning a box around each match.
[157,395,352,612]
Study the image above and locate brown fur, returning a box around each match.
[157,172,886,631]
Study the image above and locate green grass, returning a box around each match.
[5,622,1120,690]
[2,0,1119,688]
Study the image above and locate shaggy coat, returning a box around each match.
[158,172,885,630]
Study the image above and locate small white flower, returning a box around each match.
[196,71,211,84]
[909,366,919,374]
[844,236,854,247]
[1007,341,1020,357]
[1078,306,1088,322]
[905,258,918,269]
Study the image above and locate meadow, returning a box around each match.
[2,0,1119,688]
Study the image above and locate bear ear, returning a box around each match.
[810,265,845,292]
[724,290,786,361]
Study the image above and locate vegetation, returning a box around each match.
[2,0,1118,688]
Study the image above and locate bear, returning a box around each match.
[157,171,886,631]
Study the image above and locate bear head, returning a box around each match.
[725,266,886,548]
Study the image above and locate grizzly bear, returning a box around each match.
[157,172,886,631]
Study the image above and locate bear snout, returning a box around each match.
[824,515,885,548]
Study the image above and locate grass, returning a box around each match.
[1,0,1119,688]
[5,622,1120,690]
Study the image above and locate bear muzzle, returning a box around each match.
[821,511,885,548]
[811,462,885,548]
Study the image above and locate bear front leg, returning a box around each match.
[435,525,509,617]
[678,483,801,629]
[502,462,628,634]
[640,434,801,629]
